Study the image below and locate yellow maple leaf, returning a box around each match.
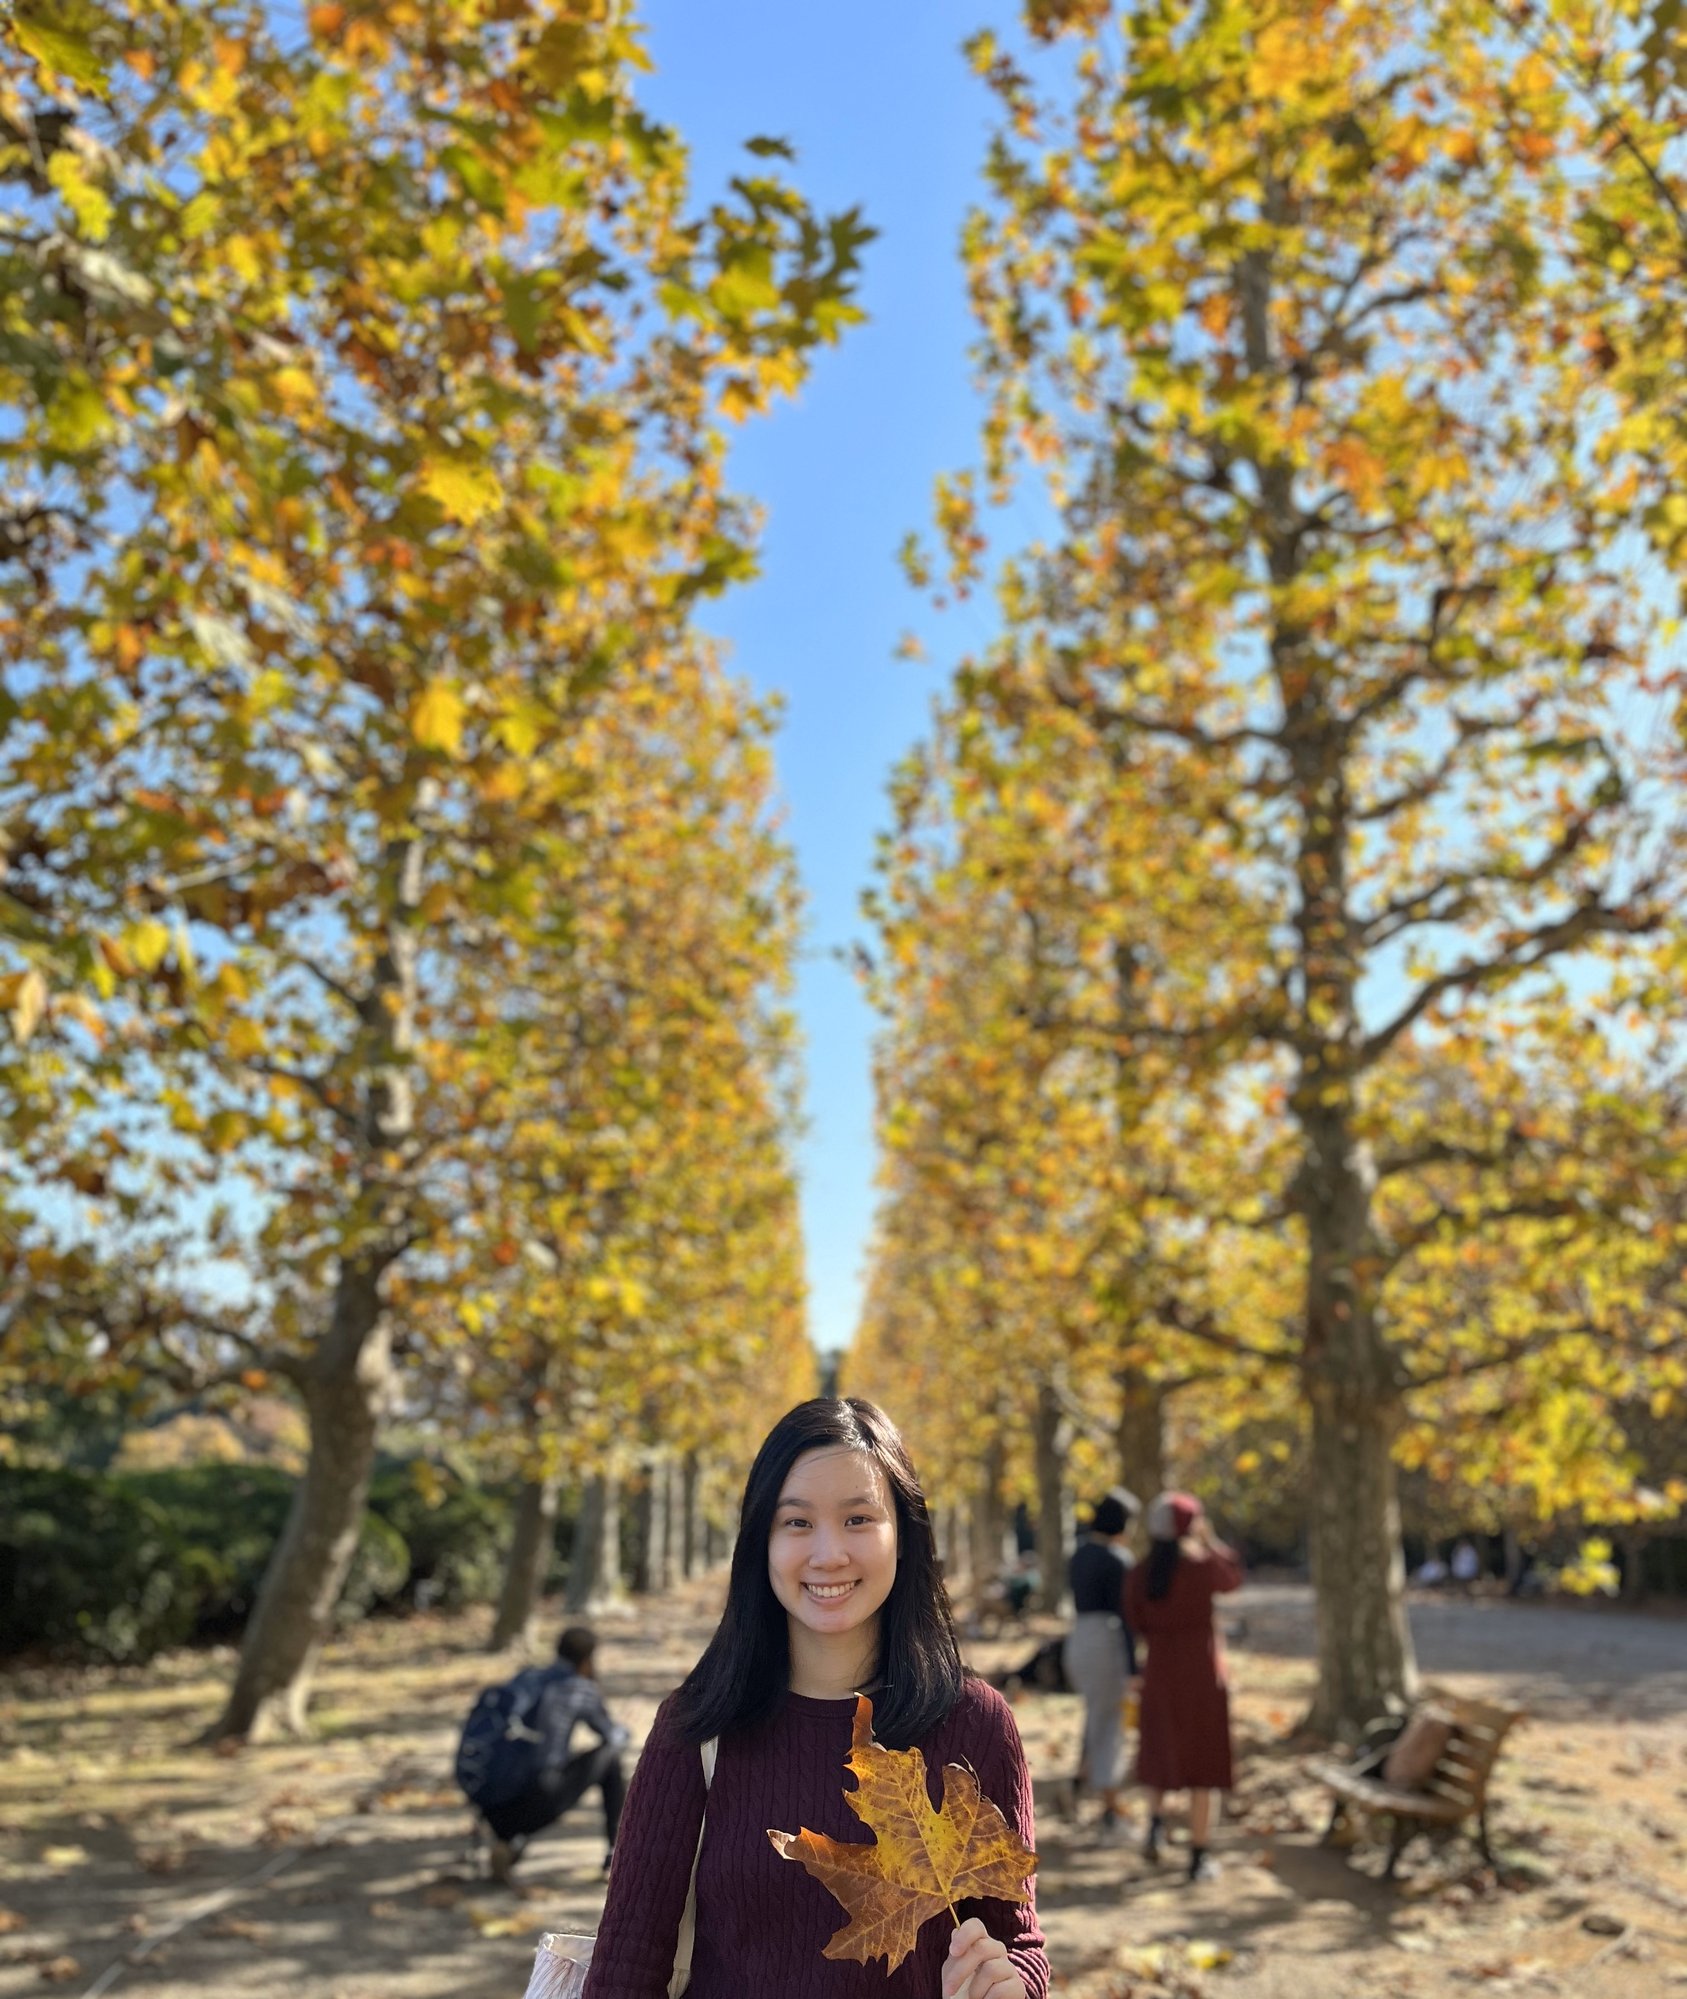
[420,459,503,525]
[412,680,466,756]
[0,969,48,1045]
[767,1694,1036,1974]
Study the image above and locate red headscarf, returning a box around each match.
[1146,1489,1203,1541]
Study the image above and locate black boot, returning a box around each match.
[1143,1814,1164,1864]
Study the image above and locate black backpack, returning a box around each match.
[454,1665,551,1810]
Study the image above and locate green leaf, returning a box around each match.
[498,271,551,355]
[440,143,505,214]
[745,136,796,160]
[710,248,780,320]
[11,13,109,93]
[45,374,111,453]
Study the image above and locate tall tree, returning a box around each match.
[855,717,1289,1601]
[1,0,864,1738]
[436,650,813,1643]
[909,0,1685,1732]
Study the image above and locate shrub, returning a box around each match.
[368,1461,511,1611]
[117,1464,296,1638]
[0,1462,430,1663]
[339,1507,412,1621]
[0,1468,197,1662]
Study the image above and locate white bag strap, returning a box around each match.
[667,1737,718,1998]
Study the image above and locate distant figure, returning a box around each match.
[1412,1554,1449,1588]
[1451,1538,1482,1593]
[1126,1492,1243,1885]
[1062,1487,1141,1842]
[1003,1548,1041,1618]
[454,1624,629,1881]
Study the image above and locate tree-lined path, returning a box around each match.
[6,0,1687,1991]
[2,1584,1684,1999]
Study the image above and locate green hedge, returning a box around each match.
[0,1459,515,1664]
[368,1463,511,1611]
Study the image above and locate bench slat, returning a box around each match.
[1309,1695,1524,1837]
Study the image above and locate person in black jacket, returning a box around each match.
[484,1625,630,1881]
[1062,1488,1140,1842]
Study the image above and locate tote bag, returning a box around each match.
[522,1739,717,1999]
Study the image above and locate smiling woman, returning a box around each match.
[768,1443,900,1691]
[580,1398,1049,1999]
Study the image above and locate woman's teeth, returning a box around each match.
[805,1581,858,1600]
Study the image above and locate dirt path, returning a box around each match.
[1,1582,1683,1999]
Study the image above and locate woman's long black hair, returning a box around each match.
[669,1397,964,1750]
[1144,1539,1181,1602]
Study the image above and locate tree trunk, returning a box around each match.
[1298,1107,1417,1737]
[1305,1377,1414,1737]
[969,1434,1006,1595]
[566,1470,623,1612]
[940,1502,964,1589]
[209,1263,392,1741]
[210,826,423,1743]
[631,1468,654,1595]
[1115,1370,1165,1502]
[491,1464,562,1651]
[1267,558,1415,1736]
[631,1456,674,1596]
[1032,1377,1069,1615]
[656,1454,681,1592]
[681,1452,700,1580]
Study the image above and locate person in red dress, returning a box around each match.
[1125,1491,1243,1884]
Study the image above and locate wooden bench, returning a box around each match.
[1307,1692,1524,1877]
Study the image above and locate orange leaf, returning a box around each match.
[767,1694,1035,1974]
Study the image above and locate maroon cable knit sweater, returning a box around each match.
[582,1676,1049,1998]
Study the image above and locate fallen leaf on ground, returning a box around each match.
[768,1694,1036,1974]
[37,1958,80,1984]
[205,1917,273,1942]
[1187,1939,1233,1969]
[40,1848,88,1870]
[0,1913,28,1936]
[467,1906,542,1939]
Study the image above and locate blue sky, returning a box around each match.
[637,1,1002,1360]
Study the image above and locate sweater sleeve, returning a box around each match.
[581,1698,706,1999]
[956,1686,1050,1999]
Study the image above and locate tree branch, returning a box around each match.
[1353,698,1546,826]
[1378,1191,1593,1271]
[245,1057,359,1131]
[1361,885,1663,1066]
[1153,1298,1296,1371]
[1376,1128,1533,1181]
